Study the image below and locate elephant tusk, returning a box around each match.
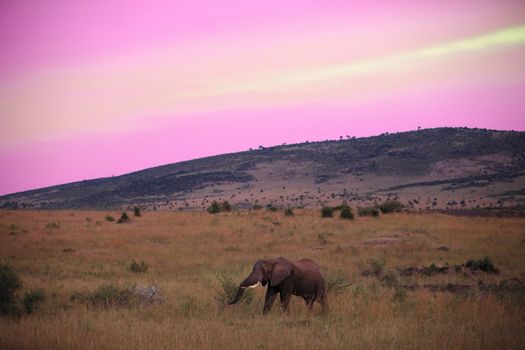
[247,282,260,289]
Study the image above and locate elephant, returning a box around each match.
[229,257,327,314]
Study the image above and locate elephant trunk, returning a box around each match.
[229,273,260,305]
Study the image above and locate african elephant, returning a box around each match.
[229,257,327,314]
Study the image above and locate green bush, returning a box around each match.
[45,222,60,230]
[0,264,22,316]
[70,284,138,308]
[220,201,232,212]
[465,257,499,274]
[116,212,130,224]
[23,289,45,314]
[321,206,334,218]
[358,207,380,217]
[326,274,350,294]
[284,208,294,216]
[378,200,404,214]
[215,271,254,306]
[252,204,262,210]
[393,286,407,302]
[129,260,148,273]
[266,204,277,211]
[105,215,115,222]
[423,263,440,276]
[133,207,142,217]
[370,258,385,276]
[339,206,354,220]
[207,201,221,214]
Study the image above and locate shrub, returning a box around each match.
[284,208,294,216]
[0,264,22,316]
[321,206,334,218]
[266,206,278,212]
[339,206,354,220]
[45,222,60,230]
[370,258,385,276]
[207,201,221,214]
[23,289,45,314]
[252,204,262,210]
[116,212,130,224]
[326,274,350,294]
[133,207,141,217]
[129,260,148,273]
[378,200,404,214]
[220,201,232,212]
[465,257,499,274]
[423,263,440,276]
[358,207,380,217]
[318,233,328,245]
[393,285,407,302]
[70,284,138,308]
[215,271,253,306]
[105,215,115,222]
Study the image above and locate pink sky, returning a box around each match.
[1,0,525,195]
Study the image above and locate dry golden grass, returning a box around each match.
[1,209,524,349]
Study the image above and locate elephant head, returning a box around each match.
[229,258,292,304]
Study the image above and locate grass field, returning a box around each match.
[1,209,524,349]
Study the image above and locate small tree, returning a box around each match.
[23,289,45,314]
[284,208,294,217]
[378,200,404,214]
[133,207,141,217]
[339,205,354,220]
[0,264,22,316]
[207,201,221,214]
[321,206,334,218]
[129,260,148,273]
[117,212,130,224]
[220,201,232,212]
[358,207,380,217]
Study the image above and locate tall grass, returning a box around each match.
[0,209,524,349]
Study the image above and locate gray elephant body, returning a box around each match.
[229,257,327,314]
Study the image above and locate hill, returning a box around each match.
[1,127,524,211]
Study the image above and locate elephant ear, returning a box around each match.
[270,260,292,286]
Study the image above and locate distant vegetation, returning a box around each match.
[0,263,46,317]
[284,208,294,216]
[129,260,148,273]
[207,200,232,214]
[117,212,130,223]
[358,207,380,217]
[2,128,523,211]
[23,289,45,315]
[0,264,22,316]
[321,206,334,218]
[339,205,354,220]
[266,204,278,212]
[379,200,404,214]
[70,284,138,308]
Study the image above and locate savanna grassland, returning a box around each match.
[1,209,524,349]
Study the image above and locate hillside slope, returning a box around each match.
[1,128,525,211]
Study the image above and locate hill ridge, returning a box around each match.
[1,127,524,211]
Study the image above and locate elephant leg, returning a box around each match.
[306,297,315,311]
[263,288,278,315]
[279,290,291,311]
[318,295,328,313]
